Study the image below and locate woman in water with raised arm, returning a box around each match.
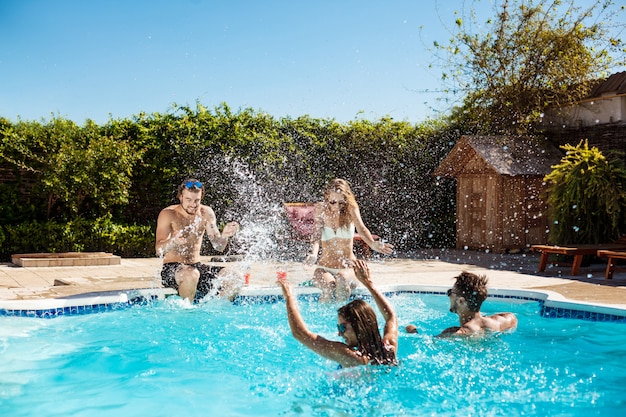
[278,259,398,368]
[304,178,394,302]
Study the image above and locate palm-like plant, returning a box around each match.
[544,140,626,244]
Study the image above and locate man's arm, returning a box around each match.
[205,207,238,252]
[435,326,470,338]
[491,312,518,332]
[155,209,174,256]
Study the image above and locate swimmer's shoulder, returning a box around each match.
[483,312,518,332]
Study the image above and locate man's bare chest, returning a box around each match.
[172,214,207,236]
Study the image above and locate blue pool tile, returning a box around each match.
[2,291,626,323]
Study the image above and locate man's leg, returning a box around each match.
[215,268,244,301]
[175,265,200,301]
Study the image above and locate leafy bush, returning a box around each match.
[544,140,626,245]
[0,216,155,261]
[1,104,460,256]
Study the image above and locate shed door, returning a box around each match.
[457,175,492,249]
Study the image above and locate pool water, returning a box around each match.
[1,293,625,416]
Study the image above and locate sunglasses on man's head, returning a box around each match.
[184,180,203,189]
[447,288,461,297]
[337,323,347,335]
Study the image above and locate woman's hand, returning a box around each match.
[373,240,394,255]
[277,273,292,296]
[353,259,373,286]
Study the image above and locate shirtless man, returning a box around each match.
[436,271,518,337]
[155,178,241,302]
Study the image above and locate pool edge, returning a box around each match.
[1,284,626,321]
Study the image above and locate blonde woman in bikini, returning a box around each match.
[304,179,394,302]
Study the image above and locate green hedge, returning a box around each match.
[0,104,459,261]
[0,216,155,260]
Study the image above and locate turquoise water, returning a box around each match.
[1,293,625,416]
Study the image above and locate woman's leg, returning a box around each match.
[334,270,354,302]
[312,268,337,302]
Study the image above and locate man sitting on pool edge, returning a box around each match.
[155,178,242,302]
[434,271,518,337]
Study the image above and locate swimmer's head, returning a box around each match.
[451,271,488,312]
[338,299,396,365]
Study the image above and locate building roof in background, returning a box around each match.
[434,135,564,178]
[589,71,626,97]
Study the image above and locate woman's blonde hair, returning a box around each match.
[323,178,358,229]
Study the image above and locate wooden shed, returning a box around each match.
[434,135,564,252]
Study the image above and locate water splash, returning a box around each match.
[220,157,304,266]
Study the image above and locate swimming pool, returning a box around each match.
[1,291,625,416]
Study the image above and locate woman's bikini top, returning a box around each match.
[321,223,355,241]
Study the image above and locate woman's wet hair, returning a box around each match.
[338,299,397,366]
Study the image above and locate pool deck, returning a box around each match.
[1,249,626,309]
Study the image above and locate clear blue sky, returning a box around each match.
[0,0,616,125]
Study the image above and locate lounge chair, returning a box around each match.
[596,249,626,279]
[283,202,315,240]
[531,235,626,276]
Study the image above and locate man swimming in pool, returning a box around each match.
[155,178,242,302]
[435,271,518,337]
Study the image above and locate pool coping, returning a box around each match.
[2,284,626,322]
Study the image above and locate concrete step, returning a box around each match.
[11,252,121,267]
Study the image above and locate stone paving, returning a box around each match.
[1,249,626,308]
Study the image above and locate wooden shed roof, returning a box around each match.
[434,135,564,178]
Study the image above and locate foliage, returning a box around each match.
[544,140,626,245]
[0,215,155,261]
[431,0,626,135]
[0,117,145,220]
[0,180,40,224]
[0,104,460,258]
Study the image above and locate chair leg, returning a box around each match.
[538,252,549,272]
[571,255,583,275]
[605,258,614,280]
